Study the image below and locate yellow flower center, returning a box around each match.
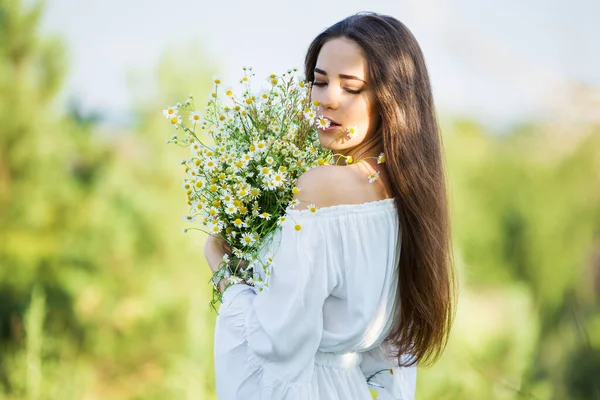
[171,117,178,124]
[294,224,302,231]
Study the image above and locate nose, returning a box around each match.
[314,85,339,111]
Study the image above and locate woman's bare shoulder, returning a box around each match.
[294,165,389,209]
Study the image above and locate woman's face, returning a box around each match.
[311,37,380,152]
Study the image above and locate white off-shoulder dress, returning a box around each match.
[214,198,417,399]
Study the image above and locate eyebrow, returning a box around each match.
[314,68,366,83]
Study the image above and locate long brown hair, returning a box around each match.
[305,12,456,367]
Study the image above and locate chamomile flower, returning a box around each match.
[289,199,300,209]
[233,218,247,228]
[259,212,272,220]
[368,171,380,183]
[189,111,202,123]
[277,216,287,226]
[163,105,178,118]
[346,125,358,138]
[258,166,272,177]
[303,109,316,123]
[262,179,277,191]
[182,214,196,223]
[170,115,182,126]
[241,232,257,246]
[377,153,386,164]
[256,140,267,152]
[208,220,224,234]
[249,187,260,198]
[307,204,318,213]
[204,158,219,173]
[224,203,238,215]
[271,172,286,187]
[259,89,270,100]
[316,116,331,129]
[189,141,202,155]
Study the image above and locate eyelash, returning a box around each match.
[312,81,362,95]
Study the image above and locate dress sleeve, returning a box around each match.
[214,213,333,399]
[360,342,417,400]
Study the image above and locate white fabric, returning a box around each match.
[214,198,417,399]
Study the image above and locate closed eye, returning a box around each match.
[312,81,362,95]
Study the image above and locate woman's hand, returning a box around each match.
[204,235,249,293]
[204,235,232,273]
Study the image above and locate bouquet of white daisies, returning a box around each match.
[164,67,338,307]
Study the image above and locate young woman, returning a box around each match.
[205,12,456,399]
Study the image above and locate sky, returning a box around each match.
[38,0,600,129]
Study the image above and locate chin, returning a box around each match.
[317,131,351,151]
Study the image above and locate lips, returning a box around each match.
[323,117,341,127]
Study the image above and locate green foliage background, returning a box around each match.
[0,0,598,398]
